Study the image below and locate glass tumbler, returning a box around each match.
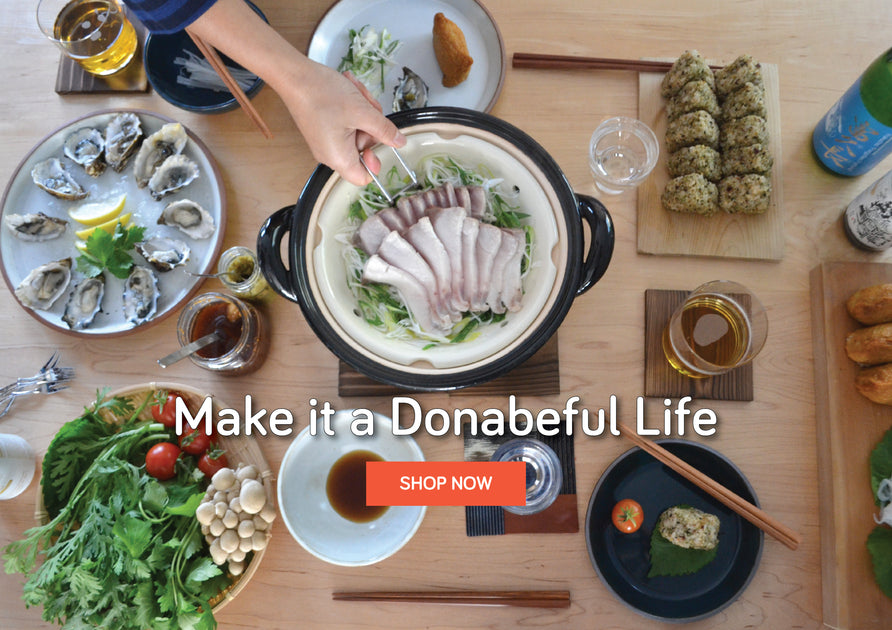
[491,438,562,515]
[589,116,659,194]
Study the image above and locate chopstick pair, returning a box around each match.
[616,424,801,550]
[333,590,571,608]
[512,52,723,72]
[184,27,272,139]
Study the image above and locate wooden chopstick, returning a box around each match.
[184,27,273,139]
[617,424,801,550]
[512,52,723,72]
[332,590,571,609]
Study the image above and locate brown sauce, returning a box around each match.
[326,450,388,523]
[191,300,243,359]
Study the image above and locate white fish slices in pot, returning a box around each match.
[14,258,72,310]
[355,182,526,335]
[657,506,720,551]
[4,212,67,241]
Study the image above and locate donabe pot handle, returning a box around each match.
[257,205,299,302]
[575,194,614,295]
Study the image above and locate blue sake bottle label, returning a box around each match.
[813,77,892,176]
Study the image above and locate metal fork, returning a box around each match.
[0,351,75,419]
[359,146,421,205]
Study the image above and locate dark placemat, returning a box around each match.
[644,289,754,401]
[463,429,578,537]
[338,335,559,397]
[55,19,149,94]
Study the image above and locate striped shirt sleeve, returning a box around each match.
[122,0,219,34]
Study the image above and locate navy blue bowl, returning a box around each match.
[143,3,266,113]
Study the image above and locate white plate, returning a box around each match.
[277,409,426,566]
[307,0,505,113]
[0,110,226,336]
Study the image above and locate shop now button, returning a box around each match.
[366,461,527,507]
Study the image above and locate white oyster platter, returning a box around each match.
[0,110,226,336]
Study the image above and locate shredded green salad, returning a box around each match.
[341,155,533,348]
[337,25,401,97]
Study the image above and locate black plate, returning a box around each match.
[585,440,763,622]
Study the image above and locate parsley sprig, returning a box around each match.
[76,222,146,279]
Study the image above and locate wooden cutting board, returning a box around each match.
[810,261,892,629]
[637,61,784,260]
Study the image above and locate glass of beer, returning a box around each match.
[36,0,137,76]
[662,280,768,378]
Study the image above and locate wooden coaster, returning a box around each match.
[338,335,560,397]
[55,20,149,94]
[644,289,754,401]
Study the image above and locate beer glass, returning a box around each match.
[36,0,137,76]
[662,280,768,378]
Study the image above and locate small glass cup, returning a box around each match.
[589,116,659,195]
[0,434,36,500]
[217,246,270,301]
[491,438,562,515]
[662,280,768,378]
[36,0,137,76]
[176,292,269,375]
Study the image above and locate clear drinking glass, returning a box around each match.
[491,438,562,515]
[36,0,137,76]
[662,280,769,378]
[589,116,659,194]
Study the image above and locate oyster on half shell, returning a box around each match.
[136,235,191,272]
[148,154,199,200]
[31,158,88,200]
[4,212,68,241]
[105,113,143,172]
[63,127,106,177]
[122,265,159,325]
[158,199,215,239]
[133,122,188,188]
[14,258,72,311]
[392,67,429,113]
[62,276,105,330]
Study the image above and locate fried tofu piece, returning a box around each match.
[657,506,720,551]
[855,363,892,405]
[846,322,892,365]
[847,284,892,325]
[432,12,473,87]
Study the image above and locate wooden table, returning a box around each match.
[2,1,892,628]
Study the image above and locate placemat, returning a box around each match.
[463,429,578,537]
[55,19,149,94]
[338,335,560,397]
[644,289,754,400]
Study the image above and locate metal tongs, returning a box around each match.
[0,351,75,419]
[359,147,421,204]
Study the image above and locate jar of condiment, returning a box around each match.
[217,246,270,300]
[844,169,892,251]
[0,434,36,500]
[177,292,269,375]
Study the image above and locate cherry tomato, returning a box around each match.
[145,442,181,480]
[151,393,182,428]
[612,499,643,533]
[197,447,229,478]
[179,426,213,455]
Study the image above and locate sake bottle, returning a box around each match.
[813,48,892,176]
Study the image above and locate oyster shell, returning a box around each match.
[158,199,215,239]
[31,158,88,200]
[62,276,105,330]
[133,122,188,188]
[122,265,159,325]
[136,235,191,272]
[63,127,106,177]
[105,113,143,172]
[148,154,199,200]
[14,258,72,311]
[392,67,429,112]
[4,212,67,241]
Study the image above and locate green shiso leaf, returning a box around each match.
[870,427,892,505]
[647,529,718,578]
[868,526,892,599]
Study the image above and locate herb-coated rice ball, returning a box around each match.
[720,115,769,150]
[721,82,767,120]
[668,145,722,181]
[715,54,763,97]
[661,50,715,98]
[662,173,719,215]
[666,110,720,153]
[666,80,721,120]
[718,174,772,214]
[722,144,773,176]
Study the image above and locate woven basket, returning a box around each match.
[35,381,275,615]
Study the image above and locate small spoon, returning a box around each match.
[157,333,220,368]
[183,269,233,280]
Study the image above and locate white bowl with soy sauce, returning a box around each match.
[277,409,426,566]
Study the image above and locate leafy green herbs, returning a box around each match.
[76,222,146,279]
[3,390,228,630]
[647,529,718,578]
[868,427,892,598]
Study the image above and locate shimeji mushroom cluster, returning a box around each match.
[195,463,276,576]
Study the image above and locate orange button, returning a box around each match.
[366,461,527,507]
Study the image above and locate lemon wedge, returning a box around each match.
[75,213,131,241]
[68,194,126,226]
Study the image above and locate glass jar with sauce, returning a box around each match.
[217,246,270,300]
[176,292,269,375]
